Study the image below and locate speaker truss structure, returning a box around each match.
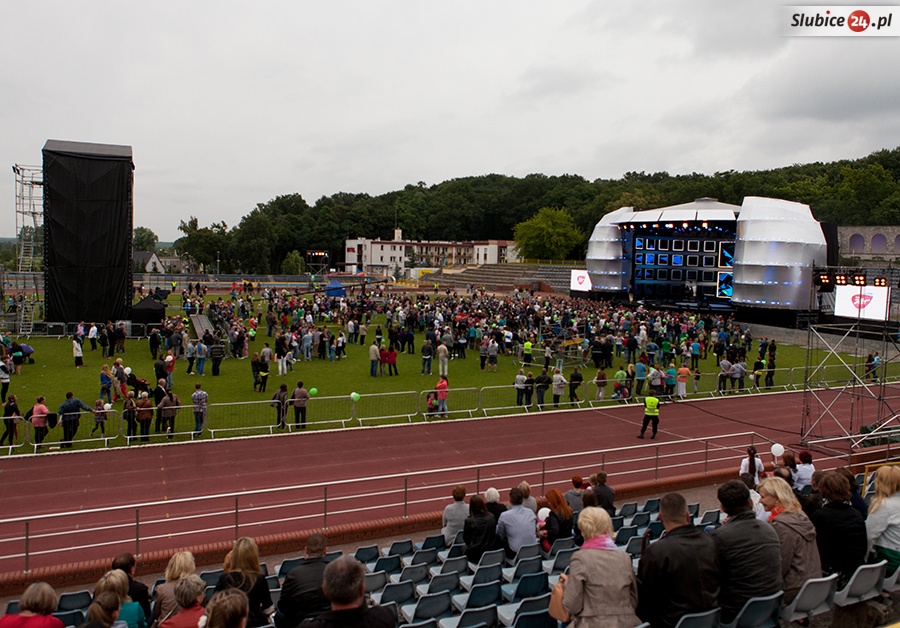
[13,164,43,273]
[801,321,900,449]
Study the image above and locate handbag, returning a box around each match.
[549,578,572,622]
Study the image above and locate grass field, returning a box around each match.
[0,306,893,453]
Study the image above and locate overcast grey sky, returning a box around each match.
[1,1,898,241]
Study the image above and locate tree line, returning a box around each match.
[135,146,900,271]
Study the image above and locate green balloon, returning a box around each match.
[309,388,318,396]
[351,392,361,402]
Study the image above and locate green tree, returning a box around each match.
[281,250,305,275]
[513,207,585,260]
[133,226,158,252]
[232,209,274,273]
[175,217,233,272]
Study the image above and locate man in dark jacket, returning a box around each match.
[153,378,167,434]
[637,493,719,628]
[810,471,868,588]
[304,555,395,628]
[57,392,91,448]
[275,534,331,628]
[592,471,616,517]
[712,480,783,624]
[112,553,151,620]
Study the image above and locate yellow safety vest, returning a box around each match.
[645,396,660,416]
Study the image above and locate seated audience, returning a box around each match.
[539,489,573,551]
[0,582,64,628]
[637,493,718,628]
[275,533,331,628]
[496,487,538,559]
[441,484,468,546]
[712,480,783,625]
[837,467,868,520]
[519,481,538,513]
[574,491,599,546]
[303,556,395,628]
[95,569,147,628]
[463,495,497,563]
[757,477,821,603]
[810,471,868,588]
[483,487,507,522]
[800,470,826,519]
[159,576,206,628]
[204,589,249,628]
[86,591,125,628]
[589,471,615,516]
[794,451,815,492]
[550,507,639,626]
[152,551,197,628]
[112,554,151,622]
[866,465,900,575]
[214,537,273,628]
[564,475,585,514]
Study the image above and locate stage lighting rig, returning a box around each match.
[852,272,867,286]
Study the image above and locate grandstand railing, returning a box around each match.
[0,430,777,573]
[3,367,898,456]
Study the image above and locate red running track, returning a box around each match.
[0,388,864,573]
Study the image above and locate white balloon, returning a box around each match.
[124,367,132,375]
[770,443,785,458]
[103,403,112,411]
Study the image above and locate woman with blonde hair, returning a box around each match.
[151,551,196,628]
[204,589,249,628]
[95,569,146,628]
[0,582,63,628]
[757,477,821,603]
[549,507,639,627]
[866,464,900,575]
[213,538,272,627]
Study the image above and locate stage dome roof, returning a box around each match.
[614,197,740,224]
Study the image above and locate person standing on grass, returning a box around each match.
[90,399,108,436]
[195,339,209,376]
[421,339,434,376]
[272,383,289,429]
[30,396,51,448]
[73,336,84,368]
[291,381,311,428]
[0,357,10,403]
[157,388,181,438]
[191,383,208,436]
[135,392,153,442]
[435,375,449,417]
[58,392,91,448]
[1,395,20,447]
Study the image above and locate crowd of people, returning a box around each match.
[6,456,900,628]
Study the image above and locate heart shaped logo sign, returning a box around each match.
[852,293,873,309]
[577,275,586,285]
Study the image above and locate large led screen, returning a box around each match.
[834,285,891,321]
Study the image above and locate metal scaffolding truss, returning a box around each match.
[801,322,900,448]
[13,164,43,273]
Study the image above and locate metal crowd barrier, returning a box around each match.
[3,368,900,457]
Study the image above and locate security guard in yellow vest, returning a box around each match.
[638,393,660,439]
[523,339,533,366]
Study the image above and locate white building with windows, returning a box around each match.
[344,229,517,278]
